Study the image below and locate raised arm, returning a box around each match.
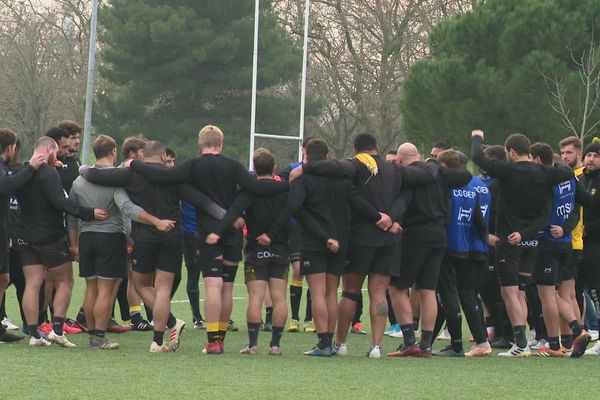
[471,133,511,178]
[130,158,193,184]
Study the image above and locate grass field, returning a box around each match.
[1,266,599,400]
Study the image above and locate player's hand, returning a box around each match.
[54,160,64,168]
[94,209,108,220]
[70,246,79,262]
[472,130,484,140]
[289,166,304,182]
[327,238,340,254]
[205,233,220,245]
[257,233,272,246]
[28,154,47,169]
[488,234,500,247]
[389,222,402,234]
[233,217,245,230]
[123,159,133,168]
[375,212,393,231]
[549,225,565,238]
[507,232,522,246]
[155,219,175,232]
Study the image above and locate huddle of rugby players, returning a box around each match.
[1,121,599,359]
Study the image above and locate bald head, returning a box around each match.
[396,143,420,165]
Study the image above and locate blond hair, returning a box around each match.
[198,125,223,149]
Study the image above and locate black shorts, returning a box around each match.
[495,240,538,287]
[533,241,572,286]
[346,243,397,276]
[300,249,346,277]
[391,245,445,290]
[79,232,127,279]
[582,243,600,289]
[197,228,243,264]
[244,244,289,282]
[132,235,183,274]
[288,223,302,263]
[18,236,72,269]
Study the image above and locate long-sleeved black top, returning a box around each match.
[82,163,224,243]
[472,136,574,241]
[0,158,35,220]
[401,160,472,248]
[302,156,433,247]
[268,175,380,253]
[212,183,290,249]
[16,163,94,244]
[129,154,288,231]
[57,154,80,193]
[580,168,600,244]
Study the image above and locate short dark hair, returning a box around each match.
[354,133,377,153]
[143,140,166,158]
[58,120,82,137]
[306,138,329,162]
[432,139,452,150]
[483,144,506,161]
[122,135,147,159]
[559,136,582,151]
[386,150,397,156]
[437,149,463,169]
[531,142,554,166]
[253,148,275,176]
[92,135,117,159]
[45,127,69,143]
[302,136,315,148]
[0,128,17,152]
[505,133,531,156]
[165,147,176,158]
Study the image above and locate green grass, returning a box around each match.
[1,266,598,400]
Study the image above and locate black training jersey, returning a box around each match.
[303,156,433,247]
[130,154,288,231]
[213,182,290,247]
[0,158,35,220]
[471,136,573,240]
[16,163,94,244]
[270,175,380,253]
[57,154,80,194]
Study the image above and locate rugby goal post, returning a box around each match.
[249,0,310,168]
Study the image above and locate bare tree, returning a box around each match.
[0,0,99,150]
[547,40,600,142]
[274,0,474,157]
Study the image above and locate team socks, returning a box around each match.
[561,334,573,349]
[420,330,433,350]
[513,325,527,348]
[305,289,312,321]
[95,329,105,339]
[52,316,64,335]
[153,330,164,346]
[569,319,582,337]
[548,336,560,351]
[166,314,176,330]
[289,281,303,320]
[401,324,416,346]
[130,306,142,324]
[248,322,260,347]
[29,325,40,339]
[265,307,273,326]
[412,316,420,332]
[317,332,329,349]
[207,322,220,343]
[270,326,283,348]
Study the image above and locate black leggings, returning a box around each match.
[434,256,487,346]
